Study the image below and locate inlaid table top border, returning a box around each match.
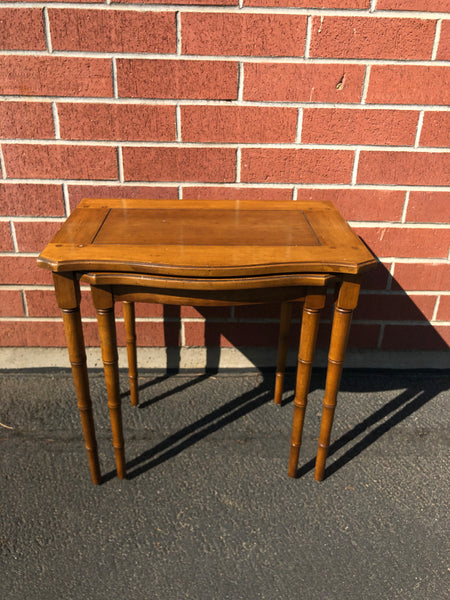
[37,198,377,277]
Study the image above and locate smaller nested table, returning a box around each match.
[37,199,376,485]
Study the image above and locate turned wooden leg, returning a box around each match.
[123,301,138,407]
[288,288,326,477]
[91,285,126,479]
[314,276,361,482]
[53,272,101,485]
[274,302,294,405]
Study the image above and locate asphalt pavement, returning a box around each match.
[1,368,449,600]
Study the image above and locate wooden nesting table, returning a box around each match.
[37,199,376,485]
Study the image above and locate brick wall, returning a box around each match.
[0,0,449,360]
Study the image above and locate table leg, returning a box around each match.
[91,285,126,479]
[274,302,293,405]
[288,288,326,477]
[123,301,139,407]
[53,272,101,485]
[314,276,361,481]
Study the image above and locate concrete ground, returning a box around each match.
[0,368,449,600]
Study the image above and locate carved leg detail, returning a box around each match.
[123,301,139,407]
[92,286,126,479]
[274,302,293,405]
[288,288,326,478]
[53,272,101,485]
[314,277,360,482]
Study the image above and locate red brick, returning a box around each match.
[376,1,449,11]
[245,0,369,7]
[0,291,24,317]
[14,221,62,252]
[0,56,112,98]
[310,16,435,60]
[295,189,405,222]
[406,192,450,224]
[0,184,64,217]
[235,303,303,319]
[355,293,436,322]
[180,306,231,318]
[357,151,450,186]
[182,187,293,200]
[58,103,176,142]
[392,263,450,292]
[68,184,178,211]
[436,296,450,321]
[241,149,354,184]
[184,321,281,347]
[436,20,450,61]
[316,321,380,349]
[2,144,118,180]
[0,321,67,347]
[362,262,391,291]
[419,112,450,148]
[344,324,380,349]
[0,257,53,285]
[354,227,450,259]
[181,106,297,143]
[244,63,365,103]
[25,288,160,319]
[0,222,13,251]
[381,324,449,351]
[49,9,176,53]
[0,8,46,51]
[25,289,60,318]
[0,102,54,139]
[366,66,450,106]
[123,147,235,183]
[302,109,418,146]
[113,0,236,5]
[117,59,238,100]
[182,13,307,57]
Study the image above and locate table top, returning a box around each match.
[38,199,376,277]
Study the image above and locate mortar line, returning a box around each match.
[431,19,442,61]
[0,145,6,178]
[1,97,449,111]
[176,104,182,141]
[351,149,360,185]
[1,4,448,18]
[237,62,244,103]
[235,147,241,183]
[414,111,424,148]
[52,102,60,139]
[117,146,124,183]
[176,11,182,56]
[361,65,371,104]
[431,296,441,321]
[21,290,29,317]
[9,221,19,253]
[112,57,119,99]
[62,182,71,216]
[304,15,312,59]
[401,190,410,223]
[43,7,52,53]
[295,108,303,144]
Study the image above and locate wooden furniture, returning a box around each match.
[37,199,376,485]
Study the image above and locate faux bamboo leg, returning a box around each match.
[91,285,126,479]
[288,288,326,477]
[123,301,138,407]
[314,276,361,481]
[53,272,101,485]
[274,302,294,405]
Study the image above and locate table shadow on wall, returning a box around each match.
[112,264,448,482]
